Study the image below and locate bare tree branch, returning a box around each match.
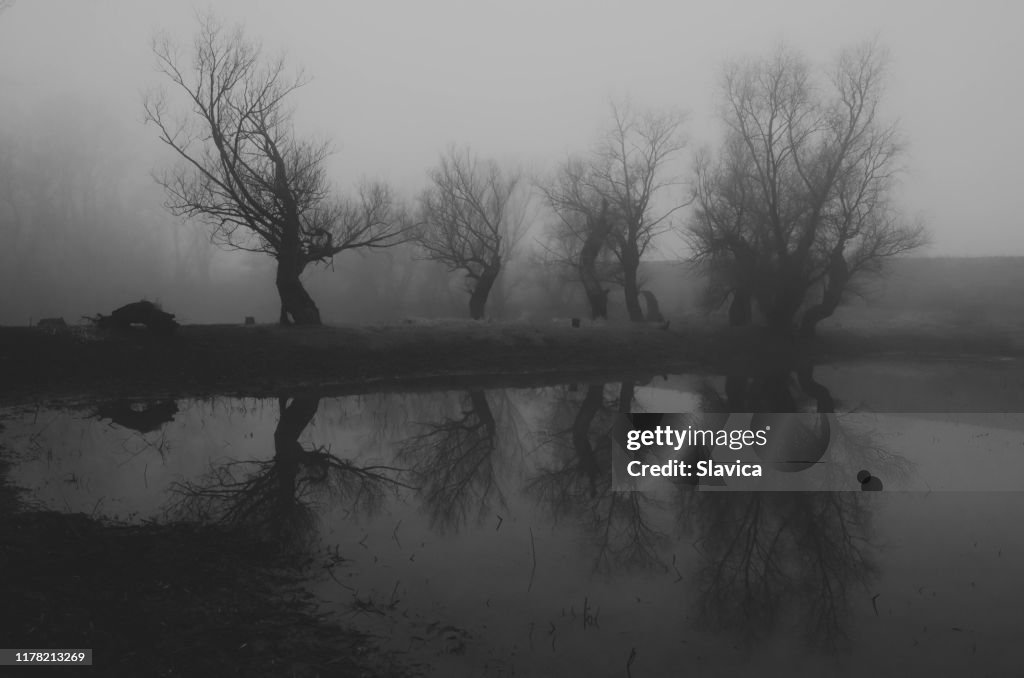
[688,40,927,335]
[414,146,529,319]
[143,12,410,325]
[541,102,689,321]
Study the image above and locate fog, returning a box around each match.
[1,0,1021,325]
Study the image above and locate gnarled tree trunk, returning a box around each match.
[276,256,321,326]
[727,238,758,327]
[764,262,805,336]
[579,200,614,320]
[468,390,496,433]
[621,248,644,322]
[728,289,752,326]
[572,384,606,496]
[469,264,500,320]
[796,363,835,413]
[799,250,849,338]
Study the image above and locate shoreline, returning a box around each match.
[2,321,1019,406]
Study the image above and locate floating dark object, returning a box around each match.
[95,400,179,434]
[858,469,883,491]
[245,316,256,325]
[571,318,581,328]
[89,301,178,336]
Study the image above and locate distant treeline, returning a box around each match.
[178,254,1024,328]
[4,249,1020,329]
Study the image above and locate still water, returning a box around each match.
[2,363,1022,677]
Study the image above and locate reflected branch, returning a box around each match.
[168,394,408,554]
[531,381,670,573]
[397,390,517,533]
[678,358,896,648]
[683,491,877,649]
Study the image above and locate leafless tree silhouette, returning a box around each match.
[542,102,688,321]
[688,41,927,336]
[537,189,619,319]
[143,13,410,325]
[415,146,529,319]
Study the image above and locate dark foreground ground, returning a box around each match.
[0,451,405,678]
[2,318,1019,406]
[0,515,392,678]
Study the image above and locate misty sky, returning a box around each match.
[1,0,1021,257]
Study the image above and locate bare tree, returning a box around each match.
[143,13,409,326]
[415,146,528,320]
[542,103,688,321]
[688,41,927,336]
[538,160,619,319]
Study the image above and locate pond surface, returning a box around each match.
[2,360,1023,677]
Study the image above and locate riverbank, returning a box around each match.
[1,319,1019,406]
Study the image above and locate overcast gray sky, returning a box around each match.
[1,0,1021,256]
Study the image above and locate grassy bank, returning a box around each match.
[0,321,732,403]
[1,319,1019,405]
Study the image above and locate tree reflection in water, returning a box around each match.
[530,364,910,650]
[531,381,670,574]
[673,362,900,650]
[169,393,408,554]
[160,372,911,650]
[679,490,877,649]
[397,390,527,533]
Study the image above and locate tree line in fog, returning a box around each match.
[0,9,927,336]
